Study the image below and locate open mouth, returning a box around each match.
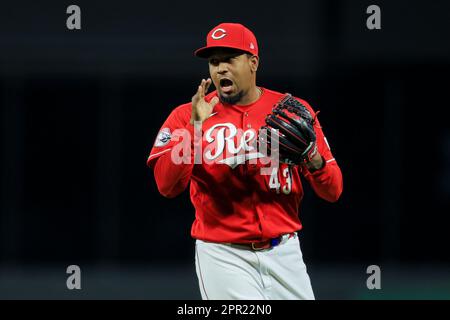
[219,78,234,94]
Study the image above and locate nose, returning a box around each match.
[217,62,228,75]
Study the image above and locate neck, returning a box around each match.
[236,85,261,106]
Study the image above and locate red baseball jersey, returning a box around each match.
[147,87,343,243]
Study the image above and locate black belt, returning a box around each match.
[229,232,296,251]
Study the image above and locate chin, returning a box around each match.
[219,91,244,105]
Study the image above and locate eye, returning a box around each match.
[209,58,219,66]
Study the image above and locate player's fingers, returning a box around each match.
[209,96,219,108]
[199,79,206,99]
[204,78,212,94]
[192,80,204,102]
[192,88,200,103]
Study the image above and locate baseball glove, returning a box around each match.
[259,94,318,165]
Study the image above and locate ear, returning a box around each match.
[248,55,259,73]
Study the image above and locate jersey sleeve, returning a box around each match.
[146,104,194,169]
[296,98,343,202]
[147,104,196,198]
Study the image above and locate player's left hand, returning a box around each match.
[305,152,324,172]
[259,94,319,166]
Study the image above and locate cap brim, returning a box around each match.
[194,45,253,58]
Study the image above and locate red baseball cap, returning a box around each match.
[194,23,259,58]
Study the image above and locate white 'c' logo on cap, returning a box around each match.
[211,28,227,40]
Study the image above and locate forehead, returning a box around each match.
[207,48,247,59]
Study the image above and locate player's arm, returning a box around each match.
[147,116,195,198]
[148,79,218,198]
[152,147,194,198]
[302,115,343,203]
[147,110,194,198]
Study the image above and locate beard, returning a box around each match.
[219,90,244,105]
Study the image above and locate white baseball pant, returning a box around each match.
[194,233,315,300]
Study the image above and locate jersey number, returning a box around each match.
[269,167,292,195]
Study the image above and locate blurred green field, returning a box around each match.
[1,263,449,299]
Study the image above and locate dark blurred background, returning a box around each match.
[1,0,450,299]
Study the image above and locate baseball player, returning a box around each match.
[147,23,343,300]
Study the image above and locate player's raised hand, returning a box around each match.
[190,78,219,125]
